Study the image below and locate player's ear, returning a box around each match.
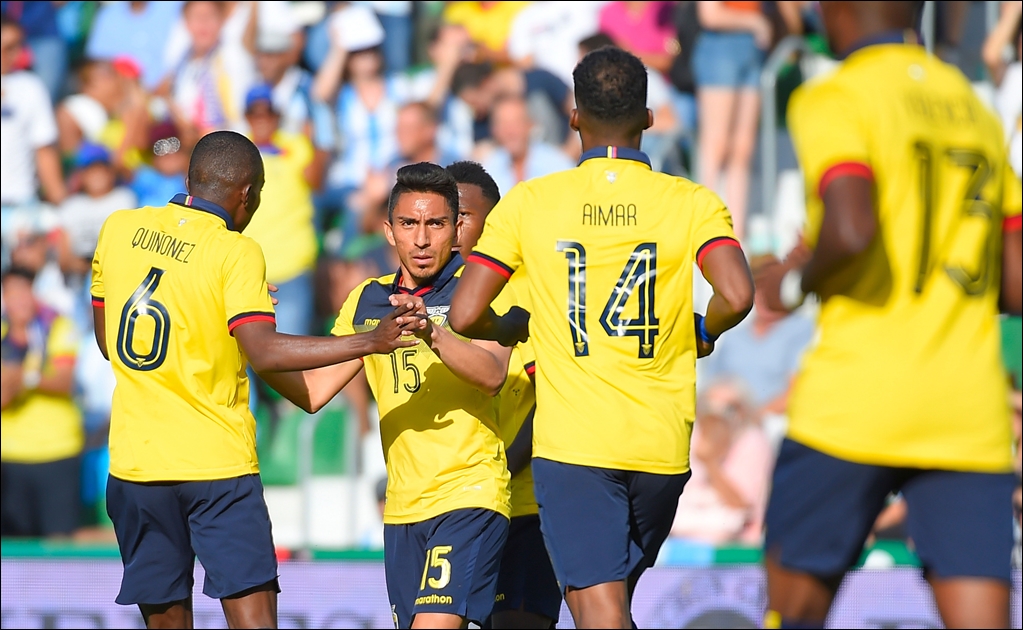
[569,109,580,132]
[644,108,653,131]
[383,220,396,247]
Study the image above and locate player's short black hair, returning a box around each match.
[388,162,460,223]
[578,33,616,56]
[187,131,264,200]
[573,46,648,131]
[446,161,500,207]
[451,62,492,96]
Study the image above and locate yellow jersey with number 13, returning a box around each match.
[91,193,276,483]
[470,146,739,475]
[787,37,1022,472]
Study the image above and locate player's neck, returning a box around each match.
[579,134,642,154]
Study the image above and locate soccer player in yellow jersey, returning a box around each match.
[754,3,1023,628]
[90,131,419,629]
[261,163,516,630]
[446,160,562,630]
[449,47,756,629]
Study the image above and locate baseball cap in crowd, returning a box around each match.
[329,3,385,53]
[111,55,142,81]
[257,31,294,54]
[245,84,278,114]
[75,142,112,169]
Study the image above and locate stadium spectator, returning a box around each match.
[361,1,414,74]
[0,1,66,102]
[507,1,605,87]
[164,1,298,71]
[1,266,83,538]
[253,29,334,184]
[701,255,815,432]
[985,1,1021,179]
[242,85,318,338]
[599,1,679,77]
[667,1,700,159]
[671,379,773,545]
[442,1,530,66]
[129,120,188,209]
[56,143,137,288]
[85,1,185,91]
[479,95,574,198]
[692,1,775,239]
[166,0,256,136]
[1,16,66,269]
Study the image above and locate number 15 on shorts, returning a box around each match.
[420,545,452,591]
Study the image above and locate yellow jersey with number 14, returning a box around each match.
[470,146,739,475]
[91,193,276,482]
[787,37,1022,472]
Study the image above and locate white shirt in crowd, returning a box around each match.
[0,71,58,207]
[508,1,610,87]
[995,61,1022,179]
[59,187,138,260]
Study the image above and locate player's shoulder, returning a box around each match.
[349,272,398,304]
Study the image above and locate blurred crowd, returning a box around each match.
[1,1,1020,553]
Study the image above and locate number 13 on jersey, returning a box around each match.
[556,241,659,359]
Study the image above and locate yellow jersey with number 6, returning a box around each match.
[470,147,739,475]
[787,40,1022,472]
[91,194,275,482]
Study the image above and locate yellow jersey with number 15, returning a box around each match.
[470,146,739,475]
[91,193,276,483]
[787,37,1022,472]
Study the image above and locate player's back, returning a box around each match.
[787,43,1021,472]
[91,194,275,482]
[473,148,738,475]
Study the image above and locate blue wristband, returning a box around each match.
[696,314,718,344]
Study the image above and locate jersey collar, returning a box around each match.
[579,146,651,168]
[169,193,234,230]
[392,252,463,297]
[840,29,921,60]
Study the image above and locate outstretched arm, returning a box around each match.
[257,360,365,414]
[449,262,528,346]
[1002,223,1022,316]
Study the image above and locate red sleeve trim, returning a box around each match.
[818,161,874,198]
[524,361,536,376]
[91,297,104,307]
[466,252,514,280]
[696,237,742,271]
[1005,214,1022,233]
[228,312,276,334]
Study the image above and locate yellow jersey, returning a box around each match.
[442,1,529,54]
[91,193,276,482]
[1,312,84,463]
[787,37,1022,472]
[496,271,537,517]
[471,147,739,475]
[242,131,318,285]
[331,254,512,524]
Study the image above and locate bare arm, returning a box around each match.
[801,176,877,294]
[233,303,420,373]
[36,146,68,204]
[56,105,83,154]
[312,40,349,104]
[700,245,755,339]
[982,1,1022,86]
[1002,227,1022,316]
[241,0,258,56]
[257,360,365,413]
[35,357,75,397]
[93,305,109,360]
[449,262,530,347]
[505,405,534,476]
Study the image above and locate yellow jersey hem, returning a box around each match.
[109,464,260,483]
[785,430,1014,474]
[509,505,539,518]
[383,500,511,525]
[533,446,691,476]
[0,448,83,465]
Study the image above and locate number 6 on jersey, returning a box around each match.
[116,267,171,371]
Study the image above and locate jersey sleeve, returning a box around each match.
[1003,161,1022,232]
[690,185,741,271]
[330,281,368,337]
[223,237,276,334]
[89,215,110,307]
[46,316,80,364]
[468,182,527,279]
[787,81,873,247]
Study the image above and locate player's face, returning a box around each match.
[454,183,495,257]
[385,192,459,285]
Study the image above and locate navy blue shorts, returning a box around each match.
[384,508,509,628]
[532,458,690,593]
[765,439,1016,582]
[106,474,279,605]
[489,514,562,622]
